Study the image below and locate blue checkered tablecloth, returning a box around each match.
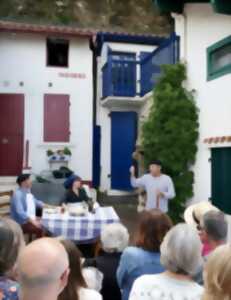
[42,206,120,242]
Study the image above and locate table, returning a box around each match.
[42,206,120,243]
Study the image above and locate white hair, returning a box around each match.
[160,223,203,276]
[101,223,129,252]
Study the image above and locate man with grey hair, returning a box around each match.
[200,210,228,255]
[193,210,228,285]
[18,238,69,300]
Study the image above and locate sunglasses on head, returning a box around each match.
[192,211,204,231]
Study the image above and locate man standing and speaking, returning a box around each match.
[130,160,175,212]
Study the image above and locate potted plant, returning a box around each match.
[47,149,54,157]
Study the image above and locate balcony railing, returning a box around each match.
[102,58,137,98]
[102,33,180,99]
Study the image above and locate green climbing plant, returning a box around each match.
[142,63,199,223]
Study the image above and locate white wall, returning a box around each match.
[97,42,156,192]
[174,4,231,203]
[0,32,93,181]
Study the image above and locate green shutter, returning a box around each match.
[207,35,231,81]
[212,148,231,214]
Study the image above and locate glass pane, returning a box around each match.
[211,43,231,73]
[111,52,136,61]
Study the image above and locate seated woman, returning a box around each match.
[203,244,231,300]
[58,239,102,300]
[129,223,204,300]
[117,209,172,300]
[0,218,25,300]
[84,223,129,300]
[63,175,89,204]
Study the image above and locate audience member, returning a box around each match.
[129,223,204,300]
[203,244,231,300]
[199,210,227,258]
[0,218,24,300]
[18,238,69,300]
[85,223,129,300]
[184,201,219,256]
[58,240,102,300]
[117,209,172,300]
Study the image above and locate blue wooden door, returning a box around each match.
[111,112,137,190]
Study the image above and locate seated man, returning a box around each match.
[11,174,46,237]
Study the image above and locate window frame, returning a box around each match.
[207,35,231,81]
[46,37,70,68]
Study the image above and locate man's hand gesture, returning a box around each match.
[130,166,135,177]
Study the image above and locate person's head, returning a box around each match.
[135,209,172,252]
[58,240,86,300]
[16,174,32,189]
[200,211,227,246]
[0,218,24,276]
[72,177,82,190]
[149,160,162,176]
[18,238,69,299]
[101,223,129,253]
[203,245,231,300]
[64,175,82,191]
[161,223,203,277]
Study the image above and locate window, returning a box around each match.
[44,94,70,142]
[207,35,231,81]
[47,38,69,67]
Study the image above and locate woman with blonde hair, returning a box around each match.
[203,244,231,300]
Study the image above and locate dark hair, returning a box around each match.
[58,240,87,300]
[0,219,20,275]
[135,209,172,252]
[203,211,228,242]
[16,174,30,186]
[150,160,162,167]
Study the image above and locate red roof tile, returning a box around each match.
[204,136,231,144]
[0,20,96,37]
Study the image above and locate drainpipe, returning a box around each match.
[171,12,187,61]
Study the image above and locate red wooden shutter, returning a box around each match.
[44,94,70,142]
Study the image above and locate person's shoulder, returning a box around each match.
[12,189,23,200]
[132,274,161,291]
[191,281,204,293]
[79,288,102,300]
[162,174,173,181]
[122,246,146,259]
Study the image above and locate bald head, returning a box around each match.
[18,238,69,289]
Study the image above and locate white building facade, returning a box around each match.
[155,0,231,213]
[0,21,94,185]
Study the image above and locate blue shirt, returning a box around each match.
[10,188,44,225]
[0,276,20,300]
[117,246,164,300]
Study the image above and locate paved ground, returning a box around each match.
[98,193,138,240]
